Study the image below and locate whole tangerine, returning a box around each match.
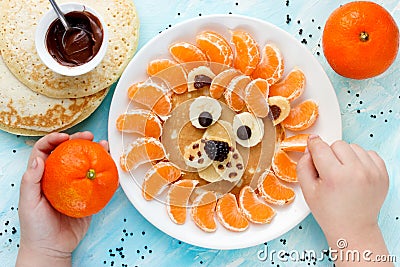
[42,139,119,218]
[322,1,399,79]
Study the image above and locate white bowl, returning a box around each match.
[35,2,108,76]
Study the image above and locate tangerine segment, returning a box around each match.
[116,109,162,138]
[269,68,305,101]
[196,31,234,67]
[142,162,182,201]
[252,44,284,85]
[257,171,295,205]
[224,75,252,112]
[216,193,249,232]
[169,42,208,63]
[280,134,310,152]
[231,30,260,76]
[147,59,188,94]
[210,68,242,99]
[127,79,172,117]
[191,191,218,232]
[281,99,318,131]
[245,78,270,118]
[272,149,297,183]
[120,137,166,171]
[238,186,275,224]
[167,179,198,224]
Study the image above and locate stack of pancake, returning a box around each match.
[0,0,139,135]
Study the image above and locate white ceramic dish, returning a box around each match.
[108,14,342,250]
[35,2,108,76]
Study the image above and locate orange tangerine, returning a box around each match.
[167,179,198,224]
[272,149,297,183]
[252,44,284,85]
[127,79,172,117]
[196,31,234,67]
[216,193,249,232]
[191,191,218,232]
[269,68,305,101]
[169,42,208,63]
[280,134,310,153]
[142,162,182,201]
[245,78,270,118]
[224,75,252,112]
[257,171,295,205]
[209,68,242,99]
[120,137,166,171]
[231,30,260,76]
[238,186,275,224]
[147,59,188,94]
[281,99,318,131]
[116,109,163,138]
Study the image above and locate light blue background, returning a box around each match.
[1,1,399,266]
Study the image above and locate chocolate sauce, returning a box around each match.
[46,10,103,67]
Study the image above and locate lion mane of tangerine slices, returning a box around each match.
[252,43,284,85]
[191,191,218,232]
[239,186,275,224]
[231,30,260,76]
[258,170,296,205]
[147,59,188,94]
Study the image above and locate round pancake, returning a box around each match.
[0,0,139,98]
[0,55,109,136]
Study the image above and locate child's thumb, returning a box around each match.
[20,157,45,204]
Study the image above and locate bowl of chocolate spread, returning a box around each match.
[35,2,108,76]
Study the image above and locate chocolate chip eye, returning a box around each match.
[237,125,252,140]
[198,111,213,127]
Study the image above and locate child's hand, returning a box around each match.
[16,132,109,267]
[297,136,391,266]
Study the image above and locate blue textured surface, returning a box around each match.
[1,0,400,266]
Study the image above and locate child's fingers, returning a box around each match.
[297,151,319,195]
[69,131,94,141]
[307,135,340,178]
[331,140,359,165]
[20,157,45,206]
[99,140,109,152]
[28,133,69,167]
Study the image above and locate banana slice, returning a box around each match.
[213,147,244,183]
[268,96,290,125]
[183,139,213,169]
[198,164,224,183]
[189,96,222,129]
[187,66,216,92]
[233,112,264,147]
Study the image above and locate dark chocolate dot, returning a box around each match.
[226,162,232,168]
[197,151,202,157]
[198,158,204,164]
[237,125,252,140]
[193,143,199,149]
[270,105,282,121]
[189,155,194,161]
[233,153,238,159]
[229,172,237,178]
[218,164,224,170]
[198,111,213,127]
[236,163,243,170]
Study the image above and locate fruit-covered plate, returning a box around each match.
[108,14,341,249]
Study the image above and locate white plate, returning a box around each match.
[108,14,342,250]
